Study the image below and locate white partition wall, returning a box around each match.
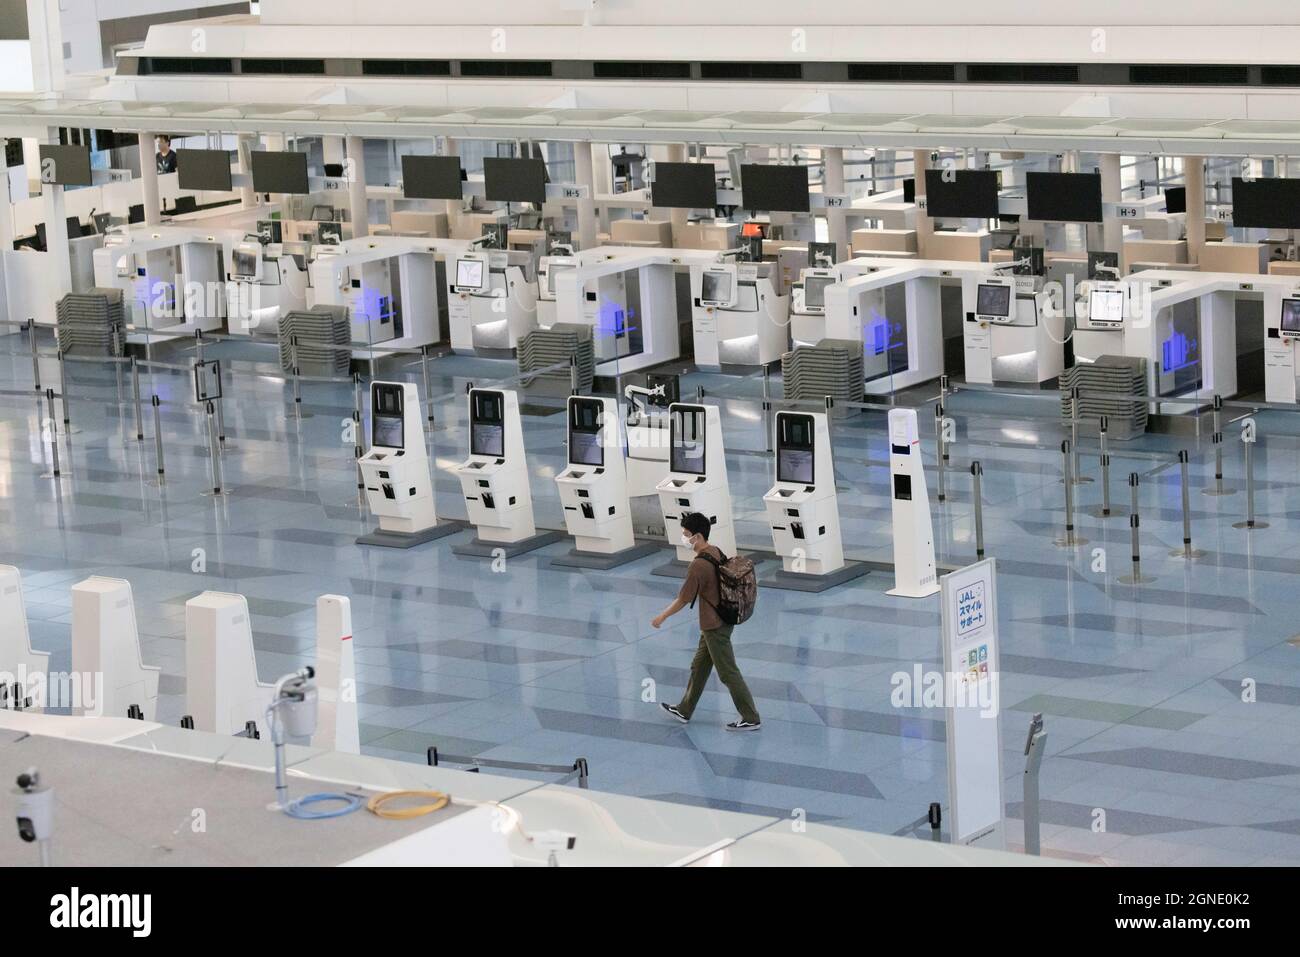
[70,577,160,720]
[184,591,274,736]
[0,565,50,710]
[311,594,359,754]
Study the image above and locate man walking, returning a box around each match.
[651,512,761,731]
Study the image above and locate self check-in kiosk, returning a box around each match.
[448,248,538,354]
[453,388,540,547]
[226,235,309,334]
[691,260,790,369]
[789,266,837,348]
[886,408,939,598]
[761,412,863,590]
[964,274,1064,385]
[1073,279,1128,363]
[655,403,737,563]
[358,381,457,547]
[553,396,658,569]
[536,251,576,329]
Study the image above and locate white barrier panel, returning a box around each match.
[184,591,273,736]
[886,408,940,598]
[0,565,50,711]
[70,577,160,720]
[311,594,359,754]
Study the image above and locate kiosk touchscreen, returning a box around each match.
[763,412,847,578]
[699,265,738,308]
[655,403,737,560]
[1281,298,1300,341]
[1086,283,1126,329]
[555,396,639,558]
[975,280,1015,325]
[454,256,486,292]
[358,381,450,547]
[453,389,538,546]
[230,242,262,282]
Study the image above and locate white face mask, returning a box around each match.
[680,533,695,549]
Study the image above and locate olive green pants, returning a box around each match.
[675,624,761,724]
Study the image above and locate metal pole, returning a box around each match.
[1233,433,1269,530]
[1172,450,1204,557]
[762,364,772,453]
[421,345,434,428]
[1069,387,1090,484]
[1023,713,1046,856]
[57,350,70,427]
[131,357,144,441]
[940,375,950,462]
[1120,472,1152,583]
[45,388,60,477]
[216,395,227,445]
[1099,415,1112,516]
[195,329,204,365]
[353,372,364,492]
[1204,395,1234,496]
[28,320,40,393]
[927,802,942,842]
[290,336,301,413]
[568,354,579,395]
[934,403,946,503]
[152,395,165,478]
[971,461,985,560]
[1055,440,1084,546]
[205,400,223,495]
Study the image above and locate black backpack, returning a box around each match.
[693,551,758,626]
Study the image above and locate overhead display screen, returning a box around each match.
[1232,177,1300,229]
[401,155,464,200]
[651,162,717,209]
[250,150,309,194]
[923,169,1000,219]
[483,157,547,205]
[177,149,233,192]
[38,144,92,187]
[1025,171,1104,223]
[740,164,810,213]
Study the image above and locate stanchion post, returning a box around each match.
[290,336,301,412]
[934,402,946,503]
[1233,429,1269,530]
[45,388,60,477]
[131,357,144,441]
[205,400,223,495]
[28,320,40,393]
[971,461,985,560]
[1099,415,1112,516]
[421,345,434,428]
[352,373,364,492]
[1119,473,1153,584]
[1055,440,1085,547]
[928,803,942,842]
[57,350,70,427]
[152,395,166,478]
[939,376,950,461]
[1171,450,1205,558]
[1204,395,1234,496]
[762,364,772,453]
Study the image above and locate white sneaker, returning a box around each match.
[725,719,761,732]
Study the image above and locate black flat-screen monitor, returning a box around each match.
[401,155,464,200]
[250,150,310,194]
[1232,177,1300,229]
[483,157,547,205]
[902,177,916,203]
[976,283,1013,318]
[670,406,707,475]
[38,144,92,187]
[923,169,999,219]
[740,164,810,213]
[1026,171,1104,223]
[1164,186,1187,215]
[128,204,145,224]
[651,162,717,209]
[777,415,815,485]
[470,391,506,458]
[177,149,233,192]
[568,398,605,467]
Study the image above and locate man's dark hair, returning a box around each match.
[681,512,711,540]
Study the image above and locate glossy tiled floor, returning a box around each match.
[3,327,1300,866]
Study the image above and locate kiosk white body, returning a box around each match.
[454,388,537,544]
[963,275,1064,385]
[0,565,51,711]
[359,381,439,536]
[886,408,939,598]
[556,396,636,554]
[691,260,790,368]
[536,253,577,329]
[763,411,845,575]
[656,403,737,559]
[70,577,160,720]
[447,249,538,353]
[225,237,309,335]
[311,594,359,754]
[184,591,274,736]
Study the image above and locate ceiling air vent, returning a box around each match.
[699,62,802,81]
[847,63,955,83]
[593,61,691,79]
[967,64,1079,84]
[240,59,327,75]
[459,60,554,77]
[362,60,452,77]
[141,57,233,75]
[1130,64,1249,85]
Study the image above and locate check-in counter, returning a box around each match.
[1267,261,1300,278]
[389,210,449,238]
[610,218,674,247]
[673,222,738,251]
[925,230,989,262]
[1123,239,1187,274]
[851,228,918,256]
[1198,241,1268,275]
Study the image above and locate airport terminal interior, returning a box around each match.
[3,0,1300,870]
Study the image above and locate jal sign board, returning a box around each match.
[940,557,1004,847]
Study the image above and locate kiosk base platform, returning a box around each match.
[759,561,870,593]
[357,522,465,549]
[549,541,661,571]
[452,530,567,559]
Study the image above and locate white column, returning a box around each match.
[573,139,598,250]
[912,149,932,258]
[40,128,72,297]
[137,135,161,225]
[1184,155,1206,265]
[1098,152,1122,255]
[823,147,848,261]
[25,0,65,93]
[346,135,368,237]
[591,143,611,233]
[0,171,15,251]
[323,136,346,168]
